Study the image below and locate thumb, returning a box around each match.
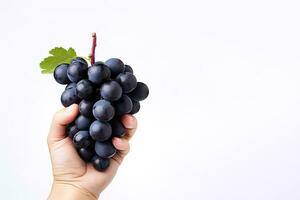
[48,104,79,144]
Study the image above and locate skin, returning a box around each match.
[47,104,137,200]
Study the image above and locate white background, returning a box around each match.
[0,0,299,199]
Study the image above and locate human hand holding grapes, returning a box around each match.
[41,34,148,199]
[47,104,137,200]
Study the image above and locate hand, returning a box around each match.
[47,104,137,200]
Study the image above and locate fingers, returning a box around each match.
[121,114,137,140]
[110,115,137,165]
[111,137,130,165]
[48,104,79,144]
[112,137,130,155]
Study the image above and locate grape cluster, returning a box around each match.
[53,57,149,171]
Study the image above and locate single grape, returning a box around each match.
[54,63,70,84]
[75,115,93,130]
[78,147,94,162]
[88,62,111,85]
[76,79,94,99]
[79,100,94,118]
[71,57,88,66]
[124,64,133,73]
[114,95,133,116]
[115,72,137,93]
[65,82,76,90]
[92,100,115,121]
[61,87,80,107]
[110,119,125,137]
[67,123,79,139]
[92,155,110,171]
[67,61,88,83]
[73,131,92,148]
[105,58,125,77]
[130,99,140,114]
[100,81,122,101]
[89,120,112,141]
[95,141,116,158]
[128,82,149,101]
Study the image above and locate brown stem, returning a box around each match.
[90,32,97,65]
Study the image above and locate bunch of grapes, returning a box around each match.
[53,57,149,171]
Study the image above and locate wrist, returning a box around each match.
[48,181,98,200]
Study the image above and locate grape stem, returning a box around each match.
[90,32,97,65]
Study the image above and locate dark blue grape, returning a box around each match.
[105,58,125,77]
[100,81,122,101]
[92,100,115,121]
[54,63,70,84]
[67,61,88,83]
[75,115,93,130]
[129,82,149,101]
[76,79,94,99]
[89,120,112,141]
[124,64,133,73]
[65,82,76,90]
[73,131,92,148]
[130,99,140,114]
[67,123,79,139]
[92,155,110,171]
[114,95,133,116]
[78,147,94,161]
[95,141,116,158]
[110,119,125,137]
[88,62,111,85]
[115,72,137,93]
[61,87,80,107]
[79,100,94,118]
[71,57,88,66]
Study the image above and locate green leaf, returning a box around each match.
[41,69,54,74]
[40,47,77,74]
[67,48,76,57]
